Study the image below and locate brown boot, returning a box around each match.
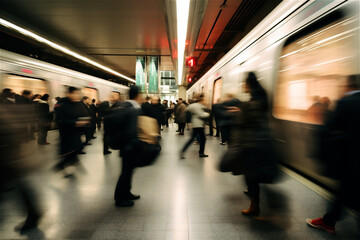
[242,197,260,216]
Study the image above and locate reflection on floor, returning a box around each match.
[0,126,359,240]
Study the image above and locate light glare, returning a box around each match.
[176,0,190,85]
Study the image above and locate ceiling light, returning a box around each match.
[0,18,135,83]
[176,0,190,85]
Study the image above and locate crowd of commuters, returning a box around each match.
[0,72,359,236]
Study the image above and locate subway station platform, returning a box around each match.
[0,126,359,240]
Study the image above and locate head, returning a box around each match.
[41,94,49,101]
[347,74,360,91]
[68,86,81,102]
[2,88,14,98]
[33,94,41,100]
[151,96,160,105]
[224,93,234,102]
[92,99,96,104]
[178,98,183,104]
[82,96,91,105]
[129,85,142,103]
[55,96,61,101]
[22,90,33,99]
[244,72,266,97]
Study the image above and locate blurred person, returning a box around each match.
[114,86,143,207]
[54,87,89,176]
[79,96,92,146]
[89,99,97,139]
[142,96,165,132]
[212,98,222,137]
[175,98,187,135]
[102,92,121,155]
[306,74,360,234]
[180,94,210,158]
[17,90,33,104]
[218,94,241,145]
[37,94,51,145]
[230,72,278,216]
[0,94,42,233]
[17,90,36,140]
[0,88,16,104]
[96,100,102,130]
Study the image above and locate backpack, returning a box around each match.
[104,102,133,150]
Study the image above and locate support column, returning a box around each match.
[177,85,186,100]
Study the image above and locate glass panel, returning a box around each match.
[2,74,48,95]
[82,87,98,102]
[273,15,359,124]
[212,78,222,105]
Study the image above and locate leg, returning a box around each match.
[37,126,45,144]
[242,176,260,216]
[198,128,206,154]
[114,153,136,201]
[182,129,196,153]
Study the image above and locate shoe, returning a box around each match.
[180,152,185,159]
[77,151,86,154]
[15,214,41,233]
[220,142,226,145]
[126,193,140,200]
[215,135,220,137]
[306,218,335,234]
[115,200,134,207]
[193,141,200,145]
[244,190,250,196]
[84,142,92,146]
[103,150,112,155]
[199,154,209,158]
[91,136,97,139]
[241,209,260,216]
[179,132,184,135]
[176,130,180,132]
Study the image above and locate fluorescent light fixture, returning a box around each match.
[0,18,136,83]
[176,0,190,85]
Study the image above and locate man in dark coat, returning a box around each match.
[78,96,92,145]
[54,87,89,176]
[37,94,51,145]
[102,92,121,155]
[211,99,222,137]
[114,86,143,207]
[307,74,360,235]
[142,96,165,132]
[89,99,97,139]
[218,94,241,145]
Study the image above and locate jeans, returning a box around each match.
[182,128,206,154]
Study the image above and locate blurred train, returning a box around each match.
[0,49,129,109]
[187,0,359,190]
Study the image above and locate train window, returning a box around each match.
[273,15,359,124]
[2,74,48,95]
[212,78,222,105]
[82,87,99,101]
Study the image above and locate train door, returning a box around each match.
[212,78,222,105]
[1,74,49,96]
[82,87,99,102]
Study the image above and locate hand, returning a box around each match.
[227,106,241,112]
[75,121,90,127]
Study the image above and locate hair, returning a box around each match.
[55,96,61,101]
[145,96,151,101]
[41,94,49,101]
[2,88,12,98]
[82,96,89,101]
[22,90,32,96]
[129,85,140,100]
[92,99,96,103]
[178,98,183,101]
[245,72,268,110]
[68,86,79,94]
[33,94,41,99]
[348,74,360,89]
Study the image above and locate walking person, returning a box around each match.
[37,94,51,145]
[175,98,186,135]
[306,74,360,235]
[180,94,209,158]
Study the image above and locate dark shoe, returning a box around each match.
[215,134,220,137]
[180,152,185,159]
[199,154,209,158]
[244,190,250,196]
[220,142,226,145]
[126,193,140,200]
[179,132,184,135]
[103,150,112,155]
[91,136,97,139]
[77,151,86,154]
[193,141,200,145]
[115,200,134,207]
[241,209,260,216]
[176,130,180,132]
[306,218,335,234]
[84,142,92,146]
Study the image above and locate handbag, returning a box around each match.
[218,146,244,174]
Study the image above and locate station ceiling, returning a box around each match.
[0,0,281,86]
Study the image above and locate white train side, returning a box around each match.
[0,49,129,108]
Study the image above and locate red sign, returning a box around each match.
[187,77,192,83]
[185,57,198,67]
[21,68,33,74]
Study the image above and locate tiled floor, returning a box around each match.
[0,126,359,239]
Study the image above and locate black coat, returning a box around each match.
[142,103,164,126]
[55,98,82,155]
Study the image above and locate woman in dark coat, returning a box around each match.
[230,72,277,216]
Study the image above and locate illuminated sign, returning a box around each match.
[187,77,192,83]
[21,68,33,74]
[185,57,198,67]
